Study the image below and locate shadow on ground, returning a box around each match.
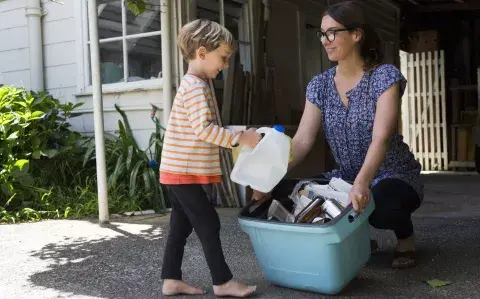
[25,212,480,299]
[27,220,170,298]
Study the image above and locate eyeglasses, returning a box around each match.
[316,28,352,43]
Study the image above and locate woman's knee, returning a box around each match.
[371,179,421,214]
[368,205,413,231]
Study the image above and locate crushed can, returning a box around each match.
[321,197,345,219]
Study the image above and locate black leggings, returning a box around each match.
[161,184,233,285]
[369,178,421,239]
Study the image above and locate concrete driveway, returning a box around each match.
[1,174,479,298]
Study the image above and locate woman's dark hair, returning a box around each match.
[323,1,384,71]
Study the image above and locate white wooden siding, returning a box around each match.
[0,70,31,88]
[0,0,170,150]
[76,90,164,151]
[0,6,27,30]
[0,48,30,72]
[44,41,77,67]
[0,0,27,11]
[0,2,29,88]
[42,1,77,97]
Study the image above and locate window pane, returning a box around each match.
[127,37,162,81]
[89,41,125,85]
[196,0,243,40]
[97,1,123,39]
[127,0,161,35]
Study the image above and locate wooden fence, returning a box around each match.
[400,50,449,171]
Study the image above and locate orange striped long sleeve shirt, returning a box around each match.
[159,74,239,184]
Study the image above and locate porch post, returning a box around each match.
[161,0,173,124]
[88,0,109,225]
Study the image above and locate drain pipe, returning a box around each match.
[26,0,44,91]
[88,0,109,225]
[161,0,172,125]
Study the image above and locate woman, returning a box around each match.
[254,1,423,269]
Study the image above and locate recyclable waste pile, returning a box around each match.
[267,178,353,224]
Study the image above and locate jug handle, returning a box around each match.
[255,127,271,141]
[242,127,270,153]
[255,127,271,136]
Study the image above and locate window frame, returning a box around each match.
[75,0,164,94]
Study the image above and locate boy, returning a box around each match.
[159,19,260,297]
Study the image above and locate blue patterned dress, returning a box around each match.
[306,64,423,200]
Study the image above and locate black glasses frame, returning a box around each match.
[316,28,352,42]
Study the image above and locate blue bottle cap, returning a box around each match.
[273,125,285,133]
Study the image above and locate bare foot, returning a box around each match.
[213,280,257,298]
[162,279,206,296]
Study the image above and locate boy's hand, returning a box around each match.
[238,128,262,148]
[252,190,270,202]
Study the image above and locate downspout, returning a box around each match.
[26,0,44,91]
[88,0,109,225]
[161,0,173,125]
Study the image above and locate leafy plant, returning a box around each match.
[84,103,168,213]
[126,0,147,16]
[0,85,168,224]
[0,86,86,208]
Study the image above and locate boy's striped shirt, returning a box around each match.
[159,74,238,184]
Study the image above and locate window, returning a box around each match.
[86,0,163,86]
[196,0,252,74]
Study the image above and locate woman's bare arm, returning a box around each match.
[354,83,400,187]
[288,100,323,171]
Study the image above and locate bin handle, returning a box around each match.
[348,210,359,223]
[346,192,374,224]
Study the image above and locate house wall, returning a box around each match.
[0,0,31,88]
[0,0,165,151]
[0,0,79,103]
[75,88,164,150]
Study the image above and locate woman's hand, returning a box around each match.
[348,181,370,212]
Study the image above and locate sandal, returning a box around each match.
[392,250,416,269]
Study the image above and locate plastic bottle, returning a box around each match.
[230,125,290,193]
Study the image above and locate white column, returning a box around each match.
[88,0,109,225]
[161,0,173,125]
[26,0,44,91]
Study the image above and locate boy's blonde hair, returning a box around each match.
[177,19,236,61]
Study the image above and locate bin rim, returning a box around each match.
[238,202,353,228]
[239,200,373,228]
[238,177,374,228]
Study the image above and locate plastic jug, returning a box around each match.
[230,125,290,193]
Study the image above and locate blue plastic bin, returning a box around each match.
[238,178,375,295]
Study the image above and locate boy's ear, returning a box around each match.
[197,46,207,60]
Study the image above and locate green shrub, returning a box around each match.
[0,85,86,208]
[0,86,167,223]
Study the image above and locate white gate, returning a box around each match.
[400,50,449,171]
